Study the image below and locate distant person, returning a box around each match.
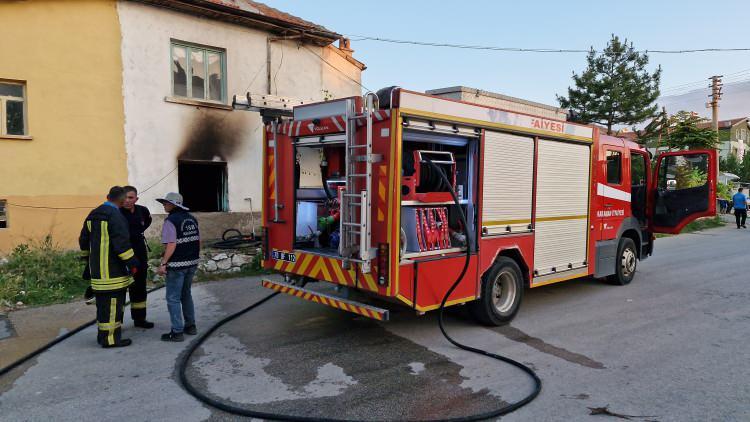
[79,186,140,348]
[156,192,200,342]
[733,187,747,229]
[121,186,154,328]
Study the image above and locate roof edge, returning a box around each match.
[133,0,340,45]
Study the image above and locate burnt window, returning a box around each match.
[171,42,225,102]
[0,199,7,228]
[606,150,622,185]
[0,81,26,136]
[177,161,228,212]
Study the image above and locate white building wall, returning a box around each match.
[116,1,362,215]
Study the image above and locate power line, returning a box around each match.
[348,34,750,54]
[660,76,750,98]
[302,45,371,92]
[661,69,750,93]
[6,203,95,210]
[7,167,179,211]
[5,45,371,213]
[348,35,589,53]
[139,167,177,194]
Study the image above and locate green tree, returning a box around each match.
[717,182,733,200]
[639,111,719,151]
[558,35,661,134]
[720,154,741,176]
[740,150,750,182]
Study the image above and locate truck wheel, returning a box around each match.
[607,237,637,286]
[469,257,524,326]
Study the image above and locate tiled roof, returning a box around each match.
[696,117,748,129]
[138,0,340,44]
[201,0,332,34]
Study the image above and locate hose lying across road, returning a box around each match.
[0,284,166,378]
[0,165,542,419]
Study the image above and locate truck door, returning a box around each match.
[650,150,717,234]
[597,147,629,240]
[630,150,649,226]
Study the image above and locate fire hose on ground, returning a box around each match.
[176,158,541,421]
[0,162,542,420]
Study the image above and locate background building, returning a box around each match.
[698,117,750,160]
[0,0,364,253]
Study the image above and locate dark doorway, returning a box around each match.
[178,161,228,212]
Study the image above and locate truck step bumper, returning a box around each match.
[261,279,389,321]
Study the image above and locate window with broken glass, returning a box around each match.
[171,42,226,103]
[0,82,26,136]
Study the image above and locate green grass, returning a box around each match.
[0,236,269,311]
[0,237,88,309]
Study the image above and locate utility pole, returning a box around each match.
[708,75,723,178]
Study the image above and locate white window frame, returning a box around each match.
[0,199,7,229]
[0,81,27,136]
[170,41,226,104]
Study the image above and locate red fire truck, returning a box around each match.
[259,87,716,325]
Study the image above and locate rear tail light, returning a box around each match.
[377,243,389,285]
[261,226,269,261]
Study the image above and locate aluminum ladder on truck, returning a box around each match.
[339,94,380,273]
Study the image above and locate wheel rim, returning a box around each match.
[621,247,637,277]
[492,270,517,314]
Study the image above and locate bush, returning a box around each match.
[0,236,88,308]
[146,238,165,261]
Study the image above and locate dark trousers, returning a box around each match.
[95,289,127,347]
[736,209,747,228]
[128,259,148,321]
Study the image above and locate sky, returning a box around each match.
[264,0,750,117]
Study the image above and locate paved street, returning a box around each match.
[2,224,750,421]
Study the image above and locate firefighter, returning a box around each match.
[79,186,140,348]
[156,192,200,342]
[121,186,154,328]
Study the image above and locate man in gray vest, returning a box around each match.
[156,192,200,342]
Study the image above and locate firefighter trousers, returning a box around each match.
[128,263,148,321]
[96,289,127,347]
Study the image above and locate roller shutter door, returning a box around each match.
[481,131,534,235]
[534,139,590,276]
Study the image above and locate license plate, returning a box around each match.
[271,250,297,262]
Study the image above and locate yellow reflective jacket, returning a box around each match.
[79,203,137,292]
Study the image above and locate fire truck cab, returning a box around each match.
[260,87,716,325]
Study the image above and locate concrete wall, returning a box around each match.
[144,211,261,242]
[0,0,127,253]
[117,1,363,219]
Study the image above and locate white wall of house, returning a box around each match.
[116,1,362,215]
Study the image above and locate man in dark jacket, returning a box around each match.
[156,192,200,342]
[79,186,139,348]
[121,186,154,328]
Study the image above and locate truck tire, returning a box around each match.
[469,257,524,326]
[607,237,637,286]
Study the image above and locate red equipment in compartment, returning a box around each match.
[415,207,451,251]
[401,151,456,203]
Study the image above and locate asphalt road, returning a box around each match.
[1,224,749,421]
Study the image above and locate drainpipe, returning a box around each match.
[267,34,303,95]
